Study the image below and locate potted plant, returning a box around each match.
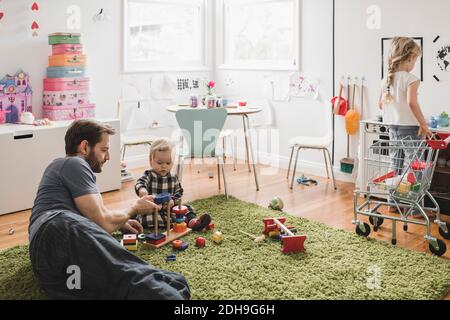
[438,111,449,128]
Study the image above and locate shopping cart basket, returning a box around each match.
[353,134,449,256]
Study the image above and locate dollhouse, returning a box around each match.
[0,70,33,124]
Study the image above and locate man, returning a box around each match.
[29,119,190,300]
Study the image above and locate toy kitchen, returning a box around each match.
[356,120,450,214]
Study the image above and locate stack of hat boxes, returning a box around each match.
[43,33,95,121]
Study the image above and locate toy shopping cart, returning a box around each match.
[353,134,450,256]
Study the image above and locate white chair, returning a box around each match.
[286,104,337,190]
[117,100,156,161]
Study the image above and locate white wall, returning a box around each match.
[216,0,336,179]
[335,0,450,170]
[0,0,209,166]
[0,0,121,119]
[2,0,448,182]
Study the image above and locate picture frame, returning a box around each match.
[381,37,423,81]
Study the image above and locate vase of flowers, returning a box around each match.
[202,80,217,108]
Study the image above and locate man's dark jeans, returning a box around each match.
[29,211,190,300]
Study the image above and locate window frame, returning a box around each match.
[122,0,211,73]
[216,0,300,71]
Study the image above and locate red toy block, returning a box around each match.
[123,234,137,245]
[206,223,215,231]
[280,235,307,253]
[263,217,286,234]
[172,205,189,215]
[196,237,206,248]
[147,238,166,246]
[407,172,417,184]
[372,171,395,183]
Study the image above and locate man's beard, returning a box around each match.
[86,150,103,173]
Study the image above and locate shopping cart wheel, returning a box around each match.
[369,213,384,231]
[391,239,397,245]
[438,222,450,240]
[403,225,408,232]
[429,239,447,257]
[356,223,371,237]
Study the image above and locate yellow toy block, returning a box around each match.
[121,240,138,251]
[269,230,281,238]
[397,182,411,195]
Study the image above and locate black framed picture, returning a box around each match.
[381,37,424,81]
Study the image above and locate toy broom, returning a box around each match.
[340,76,355,173]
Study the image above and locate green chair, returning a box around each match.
[175,108,229,199]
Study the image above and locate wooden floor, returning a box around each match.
[1,163,449,298]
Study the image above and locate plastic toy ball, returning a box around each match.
[268,196,284,211]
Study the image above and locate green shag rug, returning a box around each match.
[1,195,449,300]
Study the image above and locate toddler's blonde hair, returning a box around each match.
[150,138,173,160]
[382,37,421,106]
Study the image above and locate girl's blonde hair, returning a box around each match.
[382,37,422,106]
[150,138,173,160]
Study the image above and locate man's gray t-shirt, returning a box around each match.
[29,156,99,241]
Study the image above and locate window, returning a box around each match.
[123,0,208,72]
[218,0,299,70]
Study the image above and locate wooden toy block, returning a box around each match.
[397,182,411,195]
[173,222,187,233]
[146,233,166,245]
[121,240,138,251]
[143,228,191,249]
[213,231,224,244]
[176,217,186,223]
[196,237,206,247]
[373,171,396,183]
[263,217,286,233]
[407,172,417,184]
[271,218,306,253]
[154,192,171,205]
[175,214,186,220]
[172,240,183,249]
[178,242,189,251]
[411,183,421,192]
[138,234,146,241]
[280,235,306,253]
[172,205,189,215]
[123,234,137,245]
[269,230,281,238]
[206,223,215,231]
[165,254,177,262]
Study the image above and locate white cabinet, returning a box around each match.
[0,119,121,215]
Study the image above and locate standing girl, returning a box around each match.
[379,37,432,212]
